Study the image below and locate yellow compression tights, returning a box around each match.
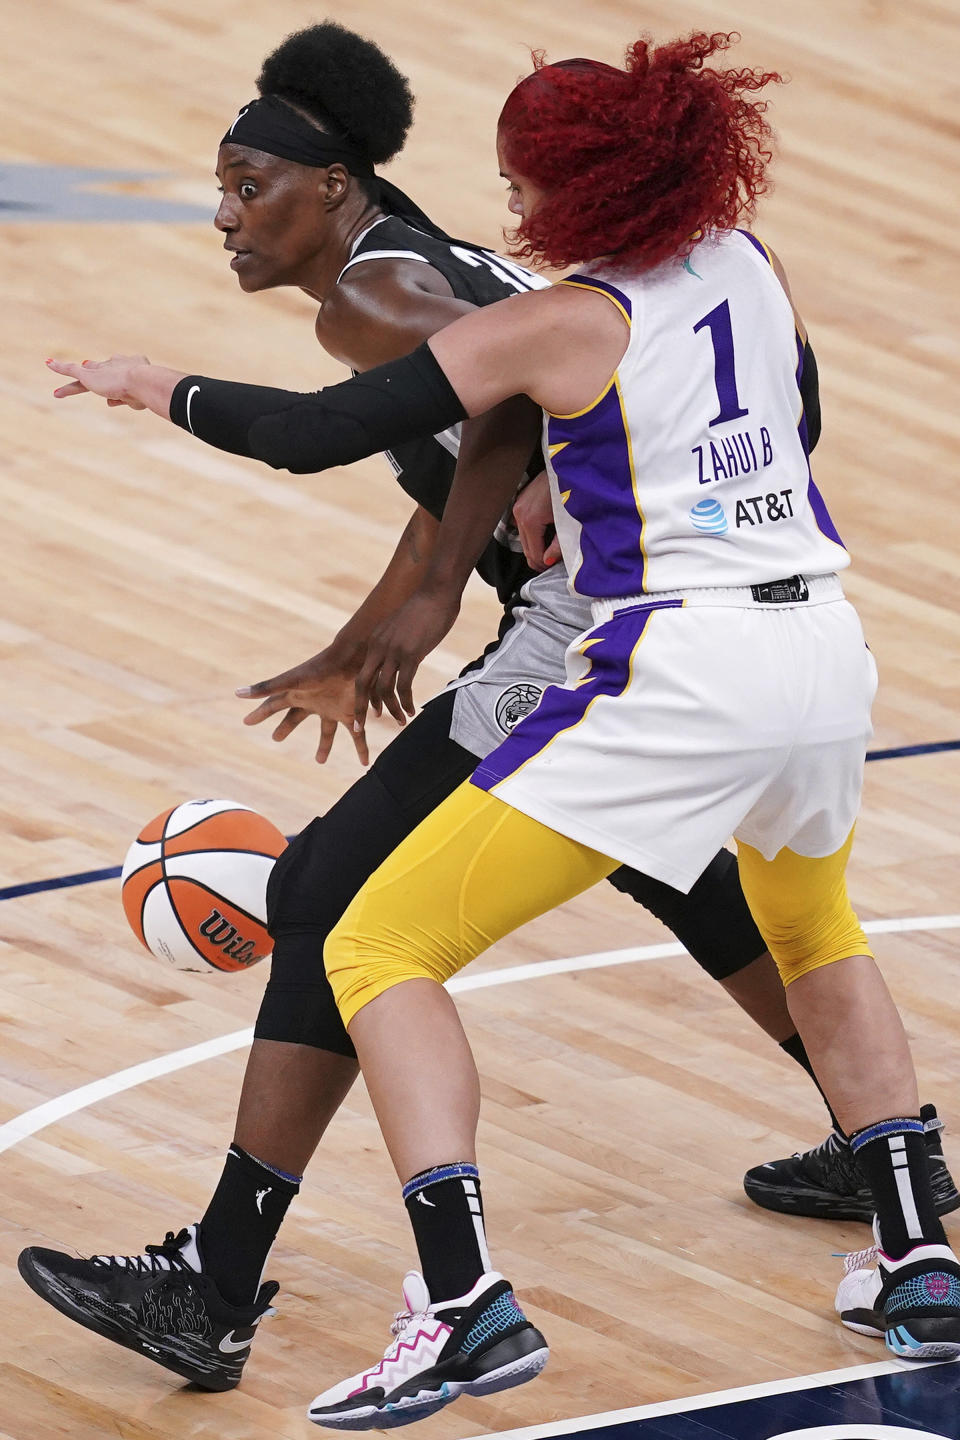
[736,828,873,985]
[324,780,617,1028]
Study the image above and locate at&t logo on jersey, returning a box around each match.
[689,497,728,535]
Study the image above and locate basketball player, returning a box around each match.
[19,23,829,1395]
[32,29,960,1426]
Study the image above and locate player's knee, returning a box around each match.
[253,931,356,1057]
[324,900,455,1030]
[736,835,871,986]
[765,910,871,985]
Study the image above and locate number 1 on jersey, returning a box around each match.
[693,299,749,427]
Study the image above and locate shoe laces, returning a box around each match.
[389,1303,430,1340]
[796,1129,843,1164]
[837,1242,878,1275]
[799,1129,864,1191]
[92,1228,193,1275]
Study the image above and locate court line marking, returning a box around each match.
[1,738,958,904]
[484,1357,943,1438]
[1,913,957,1158]
[5,919,958,1429]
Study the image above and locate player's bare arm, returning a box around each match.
[316,257,474,370]
[45,279,628,450]
[356,393,542,725]
[427,281,630,418]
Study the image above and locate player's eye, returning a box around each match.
[239,181,258,200]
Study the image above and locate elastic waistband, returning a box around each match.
[590,573,843,625]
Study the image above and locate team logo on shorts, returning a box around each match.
[495,683,542,733]
[689,497,728,534]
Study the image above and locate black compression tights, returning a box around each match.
[258,691,767,1056]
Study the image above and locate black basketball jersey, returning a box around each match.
[337,216,548,602]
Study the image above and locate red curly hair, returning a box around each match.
[498,32,782,271]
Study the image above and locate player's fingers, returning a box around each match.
[396,659,418,718]
[349,719,370,767]
[315,717,338,765]
[514,516,546,570]
[45,359,84,379]
[543,533,562,566]
[272,708,307,742]
[242,693,290,725]
[236,670,301,699]
[354,653,383,725]
[52,381,90,399]
[373,659,407,727]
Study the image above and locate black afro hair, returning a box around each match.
[257,21,414,166]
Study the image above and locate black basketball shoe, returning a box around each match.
[744,1103,960,1222]
[17,1223,277,1391]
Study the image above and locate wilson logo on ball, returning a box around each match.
[198,909,261,967]
[121,799,287,973]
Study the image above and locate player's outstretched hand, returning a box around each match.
[355,587,461,732]
[511,471,561,571]
[46,355,152,408]
[237,646,369,766]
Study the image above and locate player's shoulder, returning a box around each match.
[344,214,449,273]
[334,217,455,306]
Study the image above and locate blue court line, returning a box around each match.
[0,835,296,903]
[1,741,957,905]
[864,738,960,761]
[0,863,124,901]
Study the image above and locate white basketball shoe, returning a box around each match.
[307,1270,549,1429]
[836,1219,960,1362]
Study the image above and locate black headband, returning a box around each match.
[222,95,375,176]
[222,94,486,252]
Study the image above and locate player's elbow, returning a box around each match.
[248,416,328,474]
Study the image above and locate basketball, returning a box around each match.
[121,799,288,973]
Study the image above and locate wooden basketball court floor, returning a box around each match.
[1,1,958,1436]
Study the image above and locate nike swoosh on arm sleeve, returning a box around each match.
[169,344,468,475]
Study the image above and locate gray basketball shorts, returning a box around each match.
[446,565,593,759]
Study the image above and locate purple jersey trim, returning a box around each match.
[795,332,846,551]
[472,600,683,792]
[562,273,633,322]
[548,380,648,597]
[736,229,773,264]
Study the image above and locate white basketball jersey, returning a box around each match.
[544,230,848,598]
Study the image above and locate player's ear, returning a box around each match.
[322,164,351,209]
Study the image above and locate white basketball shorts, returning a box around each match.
[471,574,878,893]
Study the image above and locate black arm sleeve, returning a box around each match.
[168,342,469,475]
[799,337,821,452]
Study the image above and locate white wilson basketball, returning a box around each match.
[121,799,287,972]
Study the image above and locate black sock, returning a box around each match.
[780,1032,842,1134]
[403,1162,490,1303]
[850,1117,947,1259]
[199,1145,300,1306]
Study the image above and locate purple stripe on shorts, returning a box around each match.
[549,383,648,597]
[472,600,683,792]
[564,273,632,320]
